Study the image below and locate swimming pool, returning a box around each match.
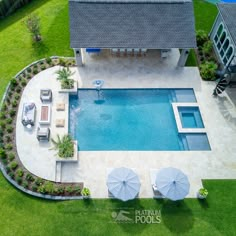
[69,89,210,151]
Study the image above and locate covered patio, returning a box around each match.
[69,0,196,67]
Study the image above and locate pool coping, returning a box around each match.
[172,103,206,133]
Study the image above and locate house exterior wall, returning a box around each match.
[210,14,236,68]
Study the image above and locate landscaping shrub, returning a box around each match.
[27,74,32,80]
[0,112,6,119]
[10,78,18,88]
[203,40,213,56]
[6,118,13,124]
[22,181,29,188]
[6,125,13,133]
[8,152,15,161]
[74,186,81,194]
[44,182,54,194]
[35,178,44,186]
[33,64,38,69]
[37,185,46,194]
[57,186,64,194]
[41,65,46,70]
[59,58,66,66]
[1,103,7,111]
[200,61,218,81]
[5,135,11,142]
[32,185,38,192]
[6,97,11,104]
[2,159,8,165]
[21,79,27,87]
[0,120,6,129]
[16,176,22,184]
[196,30,208,47]
[0,148,7,159]
[10,161,18,170]
[8,172,15,179]
[16,169,24,177]
[33,68,38,75]
[12,100,18,107]
[9,110,16,117]
[26,173,34,182]
[27,67,32,73]
[46,57,52,65]
[5,144,13,150]
[5,166,11,173]
[16,87,22,93]
[8,91,12,97]
[66,186,73,193]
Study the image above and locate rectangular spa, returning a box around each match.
[69,89,210,151]
[178,107,204,128]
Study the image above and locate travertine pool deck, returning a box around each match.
[16,49,236,199]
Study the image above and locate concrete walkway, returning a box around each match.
[16,49,236,199]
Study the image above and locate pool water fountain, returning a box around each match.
[93,80,105,104]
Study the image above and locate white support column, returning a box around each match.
[74,48,84,66]
[177,49,190,67]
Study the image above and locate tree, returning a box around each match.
[24,14,41,41]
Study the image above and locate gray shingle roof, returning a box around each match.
[217,3,236,45]
[69,1,196,49]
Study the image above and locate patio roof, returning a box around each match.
[217,3,236,46]
[69,0,196,49]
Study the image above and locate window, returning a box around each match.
[213,22,235,66]
[223,39,229,51]
[226,46,233,59]
[220,32,226,44]
[216,24,223,37]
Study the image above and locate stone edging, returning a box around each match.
[0,162,83,200]
[0,56,84,200]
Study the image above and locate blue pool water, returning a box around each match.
[178,107,204,128]
[69,89,210,151]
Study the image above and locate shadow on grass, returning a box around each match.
[0,0,50,32]
[161,200,194,234]
[197,198,209,209]
[31,40,49,57]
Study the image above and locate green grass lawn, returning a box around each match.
[1,173,236,236]
[0,0,235,235]
[0,0,73,99]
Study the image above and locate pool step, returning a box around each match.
[55,162,62,182]
[171,90,177,102]
[179,134,189,150]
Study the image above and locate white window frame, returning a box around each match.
[213,23,235,66]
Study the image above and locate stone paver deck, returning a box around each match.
[16,49,236,199]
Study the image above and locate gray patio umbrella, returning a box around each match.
[155,167,190,201]
[107,167,141,201]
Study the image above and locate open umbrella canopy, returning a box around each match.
[155,167,190,201]
[107,167,141,201]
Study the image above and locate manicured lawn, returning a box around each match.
[0,173,236,236]
[0,0,73,99]
[0,0,236,235]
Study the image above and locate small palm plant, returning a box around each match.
[51,134,74,158]
[56,67,75,89]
